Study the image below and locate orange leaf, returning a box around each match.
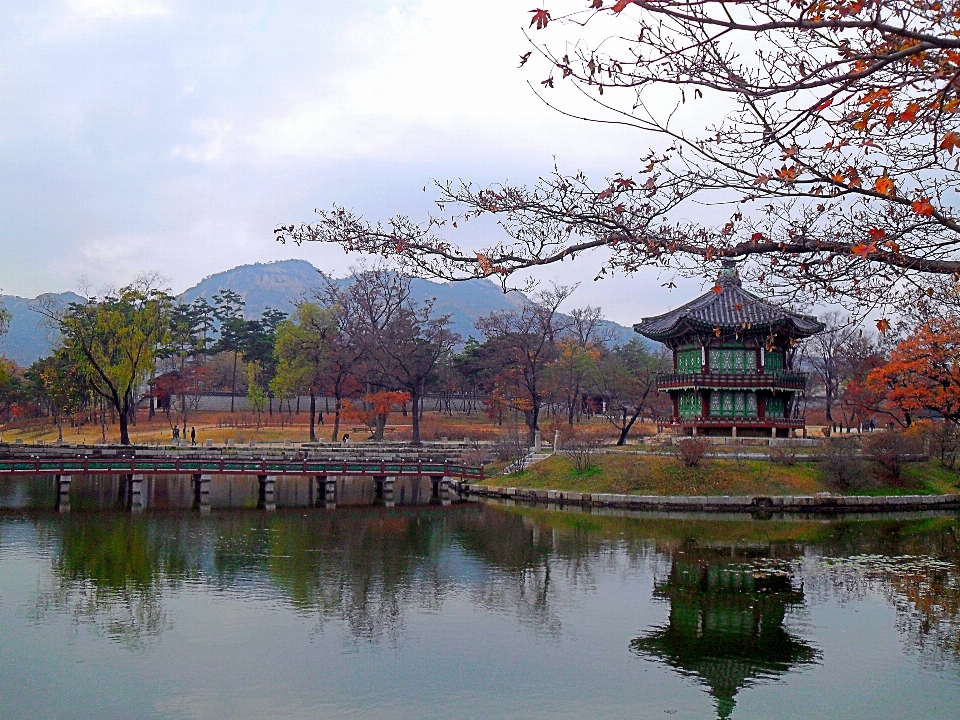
[911,197,935,216]
[876,318,891,335]
[851,242,877,258]
[529,8,551,29]
[611,0,635,12]
[712,284,723,294]
[940,131,960,155]
[753,174,772,186]
[874,175,895,196]
[868,227,886,242]
[775,165,800,183]
[713,327,722,337]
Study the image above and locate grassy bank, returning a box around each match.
[485,453,960,497]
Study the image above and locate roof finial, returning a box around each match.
[718,259,741,287]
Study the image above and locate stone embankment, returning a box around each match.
[455,482,960,514]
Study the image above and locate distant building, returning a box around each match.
[634,262,824,437]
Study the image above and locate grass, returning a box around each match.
[486,452,960,497]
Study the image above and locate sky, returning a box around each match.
[0,0,711,326]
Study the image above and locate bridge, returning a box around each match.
[0,448,484,513]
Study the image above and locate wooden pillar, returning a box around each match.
[128,473,145,512]
[258,475,277,511]
[56,474,71,513]
[193,473,212,513]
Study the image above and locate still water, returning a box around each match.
[1,499,959,719]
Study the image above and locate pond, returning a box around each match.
[1,497,959,719]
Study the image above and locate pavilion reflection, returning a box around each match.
[631,543,819,719]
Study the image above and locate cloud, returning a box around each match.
[65,0,168,22]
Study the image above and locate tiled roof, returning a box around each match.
[634,271,825,341]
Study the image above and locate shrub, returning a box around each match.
[674,437,709,467]
[819,438,867,490]
[770,444,798,466]
[493,428,529,473]
[565,436,603,474]
[864,429,921,480]
[919,421,960,470]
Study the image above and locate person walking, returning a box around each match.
[190,427,196,446]
[318,411,324,425]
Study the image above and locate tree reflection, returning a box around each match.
[35,515,198,649]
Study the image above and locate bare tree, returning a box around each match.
[477,284,574,445]
[277,1,960,323]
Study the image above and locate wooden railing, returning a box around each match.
[657,371,807,391]
[0,456,484,479]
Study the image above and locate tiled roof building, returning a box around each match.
[634,263,824,437]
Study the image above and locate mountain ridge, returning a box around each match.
[0,260,639,365]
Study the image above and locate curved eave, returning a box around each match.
[635,317,823,343]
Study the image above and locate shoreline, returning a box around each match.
[456,482,960,514]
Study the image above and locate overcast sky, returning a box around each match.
[0,0,711,325]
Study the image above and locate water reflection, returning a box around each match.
[11,505,960,717]
[631,544,818,719]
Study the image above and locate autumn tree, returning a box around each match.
[277,1,960,322]
[550,305,612,426]
[476,284,573,445]
[28,348,94,442]
[867,317,960,425]
[324,268,458,444]
[272,302,337,442]
[593,339,670,445]
[41,278,170,445]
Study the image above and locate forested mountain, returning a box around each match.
[0,260,638,365]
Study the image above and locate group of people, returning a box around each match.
[172,426,197,445]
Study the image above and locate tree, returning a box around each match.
[41,278,169,445]
[594,340,670,445]
[476,284,573,445]
[276,1,960,317]
[272,303,336,442]
[809,313,861,426]
[867,318,960,425]
[551,306,612,426]
[211,289,246,413]
[28,348,94,442]
[328,268,458,445]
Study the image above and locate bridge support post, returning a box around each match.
[383,476,395,508]
[193,473,211,513]
[440,476,452,507]
[259,475,277,511]
[128,474,145,512]
[320,476,336,509]
[56,474,71,513]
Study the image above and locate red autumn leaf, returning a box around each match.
[734,303,743,311]
[876,318,891,335]
[813,97,833,111]
[529,8,551,29]
[712,284,723,294]
[911,197,935,217]
[714,327,722,337]
[753,174,772,186]
[614,177,635,190]
[751,232,765,243]
[851,242,877,258]
[899,102,920,123]
[939,131,960,155]
[874,175,895,196]
[518,52,532,67]
[868,227,886,242]
[596,187,614,200]
[590,0,603,8]
[611,0,635,12]
[775,165,800,183]
[541,76,554,88]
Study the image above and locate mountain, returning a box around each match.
[0,292,84,365]
[179,260,638,345]
[0,260,640,365]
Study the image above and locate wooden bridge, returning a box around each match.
[0,451,483,513]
